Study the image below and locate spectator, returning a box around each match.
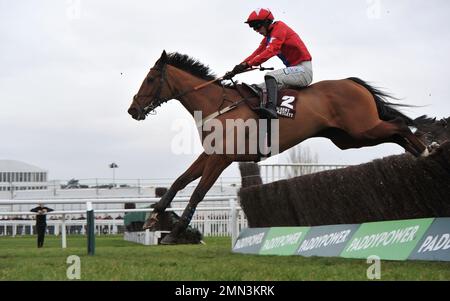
[30,203,54,248]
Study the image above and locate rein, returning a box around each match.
[135,64,271,118]
[139,65,227,116]
[194,78,250,127]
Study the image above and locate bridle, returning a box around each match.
[133,61,271,120]
[134,61,225,117]
[133,62,174,116]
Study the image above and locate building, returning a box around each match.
[0,160,48,192]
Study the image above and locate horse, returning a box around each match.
[127,50,430,244]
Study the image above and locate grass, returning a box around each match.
[0,235,449,281]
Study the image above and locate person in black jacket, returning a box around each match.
[30,203,54,248]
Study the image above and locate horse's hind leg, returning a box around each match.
[386,118,429,157]
[143,152,208,230]
[355,118,428,157]
[391,135,421,157]
[399,129,429,157]
[324,128,418,157]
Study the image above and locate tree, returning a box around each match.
[285,145,319,178]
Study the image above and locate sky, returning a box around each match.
[1,0,449,182]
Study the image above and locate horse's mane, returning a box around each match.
[166,52,217,81]
[164,52,235,88]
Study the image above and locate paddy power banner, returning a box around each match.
[259,227,310,255]
[232,217,450,262]
[340,218,433,260]
[409,217,450,261]
[296,224,360,257]
[232,228,270,254]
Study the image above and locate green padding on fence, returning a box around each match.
[232,217,450,262]
[124,211,147,226]
[259,227,310,256]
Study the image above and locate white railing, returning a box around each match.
[0,196,244,247]
[0,219,122,236]
[0,213,248,238]
[0,177,241,198]
[259,163,350,183]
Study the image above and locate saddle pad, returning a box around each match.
[239,84,298,119]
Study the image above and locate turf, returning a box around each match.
[0,235,449,280]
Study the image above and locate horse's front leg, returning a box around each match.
[143,152,208,230]
[161,156,232,244]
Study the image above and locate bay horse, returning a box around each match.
[127,50,429,244]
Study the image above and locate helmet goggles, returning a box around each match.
[248,20,265,30]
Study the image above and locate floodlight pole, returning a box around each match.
[109,163,118,187]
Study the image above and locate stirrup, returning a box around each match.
[257,105,278,119]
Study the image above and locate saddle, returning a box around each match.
[240,83,299,119]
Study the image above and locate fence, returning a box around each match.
[0,197,245,247]
[0,210,248,238]
[0,219,124,236]
[0,177,241,199]
[259,163,350,183]
[1,163,352,199]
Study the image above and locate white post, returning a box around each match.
[144,229,150,245]
[61,214,67,249]
[264,165,268,183]
[13,224,16,237]
[229,198,238,248]
[55,222,60,236]
[204,212,211,236]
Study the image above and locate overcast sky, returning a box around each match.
[1,0,449,181]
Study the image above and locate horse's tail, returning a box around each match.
[347,77,415,125]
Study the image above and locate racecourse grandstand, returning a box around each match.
[0,160,48,192]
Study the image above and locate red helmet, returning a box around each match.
[245,8,274,24]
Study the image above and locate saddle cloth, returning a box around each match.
[241,83,298,119]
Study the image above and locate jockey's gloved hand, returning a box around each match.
[223,63,249,80]
[223,71,236,80]
[232,62,249,74]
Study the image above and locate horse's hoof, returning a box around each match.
[160,233,178,245]
[142,213,159,230]
[428,142,440,153]
[420,148,430,157]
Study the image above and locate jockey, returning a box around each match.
[225,8,313,119]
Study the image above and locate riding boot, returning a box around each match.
[259,75,278,119]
